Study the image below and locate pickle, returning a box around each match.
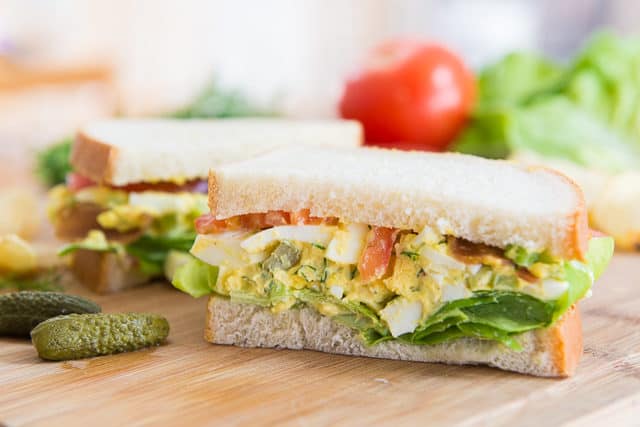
[263,241,301,272]
[0,291,101,337]
[31,313,170,361]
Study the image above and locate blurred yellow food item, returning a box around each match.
[0,234,37,274]
[590,172,640,251]
[0,189,40,239]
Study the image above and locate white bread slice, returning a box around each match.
[205,296,583,377]
[71,118,362,186]
[209,146,588,259]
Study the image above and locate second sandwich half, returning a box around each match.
[173,146,614,376]
[48,118,361,293]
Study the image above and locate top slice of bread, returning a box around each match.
[209,146,588,259]
[71,118,362,186]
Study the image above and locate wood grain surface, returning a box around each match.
[1,254,639,427]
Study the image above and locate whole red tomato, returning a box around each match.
[339,40,475,151]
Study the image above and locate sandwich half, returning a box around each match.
[48,119,362,293]
[173,146,614,376]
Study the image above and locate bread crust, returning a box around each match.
[528,165,589,260]
[70,249,150,294]
[548,304,583,376]
[205,297,583,377]
[71,130,119,185]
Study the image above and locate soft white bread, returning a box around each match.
[209,146,588,259]
[71,118,362,186]
[70,249,151,294]
[205,296,583,377]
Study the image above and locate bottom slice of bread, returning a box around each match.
[70,250,151,294]
[205,296,583,377]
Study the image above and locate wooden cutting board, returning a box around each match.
[1,254,639,427]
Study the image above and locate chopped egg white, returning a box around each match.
[325,223,368,264]
[412,225,442,247]
[241,225,335,253]
[191,231,260,269]
[441,282,472,302]
[129,191,207,214]
[419,246,466,272]
[467,264,482,275]
[542,279,569,300]
[430,272,445,286]
[522,279,570,301]
[380,297,422,337]
[329,285,344,299]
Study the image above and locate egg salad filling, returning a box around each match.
[49,184,208,278]
[173,218,614,350]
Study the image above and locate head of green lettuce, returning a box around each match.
[454,32,640,173]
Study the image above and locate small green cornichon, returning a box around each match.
[0,291,101,337]
[31,313,170,361]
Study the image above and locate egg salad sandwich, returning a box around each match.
[173,146,614,376]
[48,119,362,293]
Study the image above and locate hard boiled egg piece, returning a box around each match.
[413,225,442,247]
[329,285,344,299]
[420,245,466,272]
[325,223,368,264]
[380,297,422,337]
[191,231,260,268]
[441,282,472,302]
[542,279,569,300]
[241,225,335,253]
[129,191,207,215]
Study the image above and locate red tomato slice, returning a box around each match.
[358,226,398,282]
[290,209,323,225]
[195,209,339,234]
[195,213,229,234]
[66,173,95,191]
[290,209,339,225]
[264,211,290,226]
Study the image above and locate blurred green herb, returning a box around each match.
[170,81,273,119]
[35,138,73,187]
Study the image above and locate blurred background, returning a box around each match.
[1,0,638,121]
[1,0,640,253]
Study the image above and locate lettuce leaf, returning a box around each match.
[172,257,219,298]
[36,138,73,187]
[454,32,640,172]
[58,230,120,256]
[125,233,196,275]
[553,236,614,322]
[586,235,615,280]
[476,52,564,110]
